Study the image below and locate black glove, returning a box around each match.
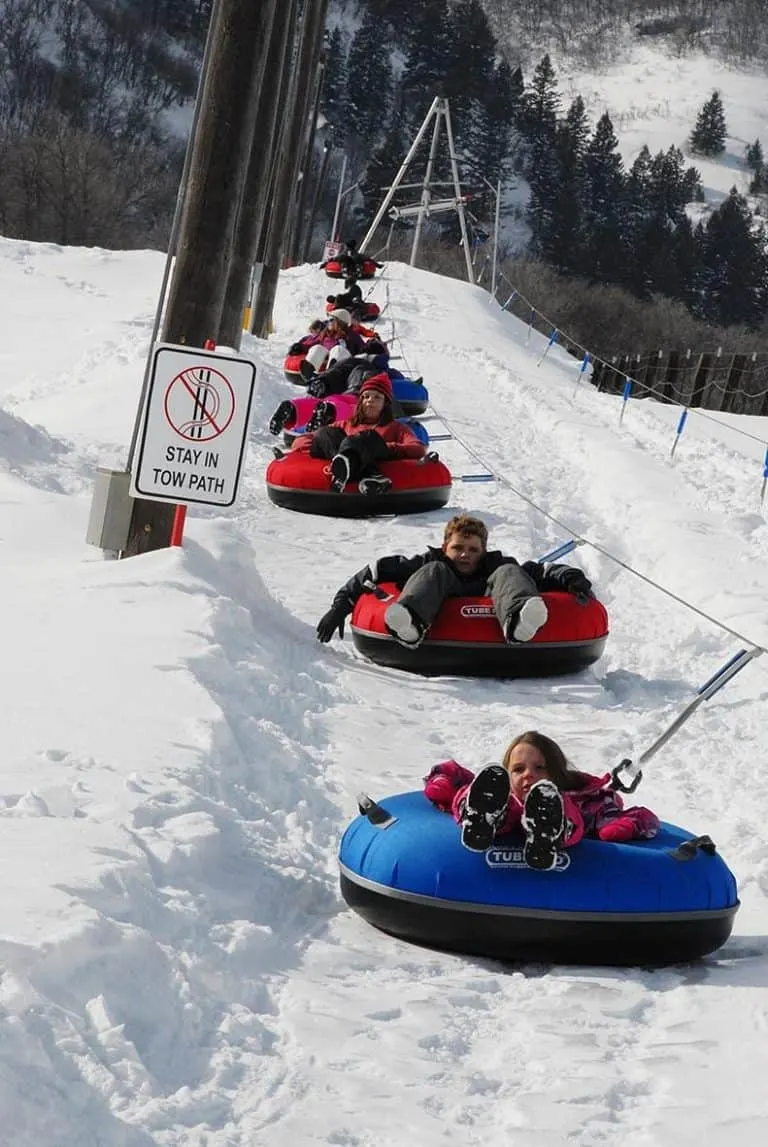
[423,451,439,463]
[288,341,305,355]
[316,600,350,643]
[561,569,593,603]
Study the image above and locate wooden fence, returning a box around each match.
[589,350,768,417]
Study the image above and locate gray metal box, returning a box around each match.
[86,468,134,551]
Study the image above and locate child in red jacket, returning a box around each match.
[424,730,659,870]
[289,373,425,495]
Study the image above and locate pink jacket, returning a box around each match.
[304,329,342,351]
[424,760,659,846]
[292,417,426,459]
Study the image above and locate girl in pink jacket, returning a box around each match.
[424,730,659,870]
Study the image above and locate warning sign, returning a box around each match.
[164,365,235,441]
[130,343,256,507]
[322,239,343,263]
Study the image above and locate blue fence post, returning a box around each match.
[762,447,768,504]
[537,327,558,366]
[670,407,688,458]
[572,352,591,399]
[619,377,633,425]
[537,539,584,563]
[526,306,536,345]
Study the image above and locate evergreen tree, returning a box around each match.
[519,55,560,254]
[697,188,768,327]
[541,96,589,273]
[746,138,763,170]
[399,0,452,137]
[443,0,496,168]
[749,164,768,195]
[344,12,392,158]
[689,90,727,157]
[357,124,409,224]
[624,145,702,299]
[581,112,626,285]
[664,215,702,309]
[471,59,521,187]
[646,146,696,223]
[526,142,561,260]
[519,54,560,160]
[321,27,348,149]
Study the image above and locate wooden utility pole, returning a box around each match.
[123,0,277,556]
[251,0,330,339]
[163,0,277,345]
[218,0,299,348]
[287,44,328,266]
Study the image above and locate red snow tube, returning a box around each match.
[266,454,452,518]
[283,351,308,384]
[325,300,381,322]
[350,585,609,677]
[325,259,379,280]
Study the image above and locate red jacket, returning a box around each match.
[292,417,426,459]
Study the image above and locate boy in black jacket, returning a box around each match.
[327,278,365,318]
[316,514,593,647]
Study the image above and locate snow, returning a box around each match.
[2,232,768,1141]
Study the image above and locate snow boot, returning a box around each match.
[384,602,427,648]
[359,473,392,496]
[508,597,548,642]
[460,764,511,852]
[269,400,295,436]
[521,780,565,870]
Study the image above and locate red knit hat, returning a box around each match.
[359,372,393,401]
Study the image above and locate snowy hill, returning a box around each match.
[552,41,768,214]
[1,237,768,1144]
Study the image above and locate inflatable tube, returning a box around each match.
[339,791,739,966]
[283,351,310,384]
[351,585,609,677]
[266,453,451,517]
[325,258,379,280]
[325,300,381,322]
[392,377,428,416]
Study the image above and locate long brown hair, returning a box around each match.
[350,395,393,427]
[502,730,586,792]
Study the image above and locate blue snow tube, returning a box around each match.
[339,791,739,967]
[392,376,428,416]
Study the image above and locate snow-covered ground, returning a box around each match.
[1,236,768,1145]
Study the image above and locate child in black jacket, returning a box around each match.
[316,514,593,646]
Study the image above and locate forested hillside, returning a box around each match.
[482,0,768,64]
[0,0,210,247]
[2,0,768,340]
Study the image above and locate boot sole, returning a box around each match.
[522,781,564,870]
[460,766,511,852]
[384,603,423,646]
[512,597,548,642]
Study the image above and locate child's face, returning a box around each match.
[506,743,550,800]
[443,531,485,575]
[359,389,385,421]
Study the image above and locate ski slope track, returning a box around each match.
[0,238,767,1145]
